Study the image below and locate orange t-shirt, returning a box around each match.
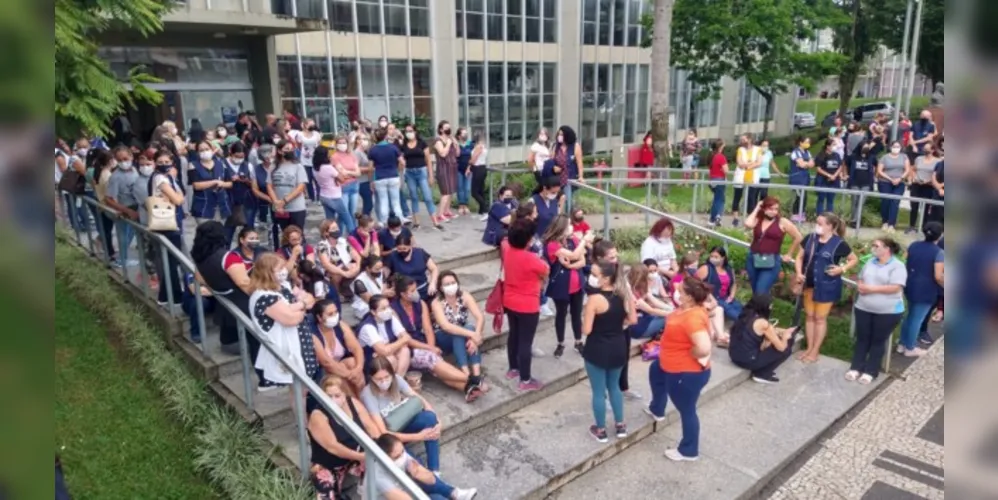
[659,307,711,373]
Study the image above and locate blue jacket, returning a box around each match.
[905,241,943,304]
[189,157,232,219]
[544,238,583,301]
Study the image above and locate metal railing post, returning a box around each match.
[566,182,573,214]
[797,188,806,221]
[501,169,508,188]
[645,181,651,226]
[741,185,750,218]
[293,378,309,479]
[603,195,611,239]
[690,182,698,222]
[65,192,83,246]
[136,231,150,298]
[855,193,865,239]
[237,323,255,410]
[93,203,111,267]
[81,197,96,257]
[192,271,208,348]
[159,244,177,318]
[916,201,926,231]
[115,218,128,277]
[365,453,379,500]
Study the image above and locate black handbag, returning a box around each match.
[225,204,247,227]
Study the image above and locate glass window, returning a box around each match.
[458,95,469,126]
[487,62,504,95]
[583,0,598,44]
[277,56,299,100]
[543,20,557,42]
[412,61,432,96]
[356,1,381,34]
[627,0,643,47]
[635,92,649,133]
[306,98,335,132]
[611,64,624,95]
[507,63,523,94]
[526,95,542,122]
[465,12,484,39]
[486,13,503,40]
[334,98,361,131]
[468,95,486,124]
[598,0,611,45]
[486,0,503,13]
[332,58,359,98]
[623,92,636,142]
[524,63,541,93]
[543,94,556,129]
[597,64,609,93]
[508,96,525,122]
[467,62,485,95]
[410,4,430,36]
[525,17,540,42]
[508,15,524,42]
[510,0,523,15]
[328,0,353,31]
[383,4,407,35]
[508,96,525,144]
[386,62,410,99]
[526,0,540,16]
[488,96,505,123]
[302,57,330,97]
[101,46,251,85]
[281,99,303,123]
[413,97,433,127]
[542,63,556,93]
[584,0,598,21]
[624,64,636,92]
[613,0,626,46]
[637,64,650,92]
[543,0,555,17]
[360,59,388,118]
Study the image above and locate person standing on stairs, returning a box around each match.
[847,238,907,385]
[542,215,592,358]
[582,261,637,443]
[501,218,550,392]
[728,293,797,384]
[646,276,714,462]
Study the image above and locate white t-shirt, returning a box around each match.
[530,142,550,172]
[297,130,322,167]
[358,316,406,348]
[249,289,306,385]
[640,236,677,272]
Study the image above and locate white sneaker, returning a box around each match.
[664,449,699,462]
[844,370,860,382]
[479,214,489,222]
[643,405,665,423]
[540,304,555,317]
[895,344,905,354]
[903,347,927,357]
[531,346,545,357]
[623,389,643,400]
[451,487,478,500]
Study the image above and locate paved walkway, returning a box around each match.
[767,342,944,500]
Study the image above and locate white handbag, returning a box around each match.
[146,175,179,231]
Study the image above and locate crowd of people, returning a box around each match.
[55,107,943,499]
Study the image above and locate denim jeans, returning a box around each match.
[435,325,483,369]
[878,181,905,226]
[457,168,472,207]
[900,301,935,350]
[850,184,873,220]
[115,217,136,265]
[374,177,404,223]
[358,181,374,217]
[629,315,666,339]
[709,183,726,223]
[304,166,317,201]
[648,360,711,457]
[320,196,356,233]
[746,252,781,295]
[419,476,455,499]
[402,410,441,471]
[815,188,836,215]
[342,182,360,220]
[405,167,437,216]
[584,361,624,429]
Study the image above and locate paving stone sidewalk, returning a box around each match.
[767,342,944,500]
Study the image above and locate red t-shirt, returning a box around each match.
[639,144,655,166]
[546,241,581,294]
[501,240,549,314]
[222,251,250,272]
[709,153,727,179]
[572,220,592,235]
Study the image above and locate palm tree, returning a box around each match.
[649,0,675,192]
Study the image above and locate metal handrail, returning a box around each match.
[58,190,429,500]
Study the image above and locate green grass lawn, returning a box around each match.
[55,281,219,500]
[796,96,931,118]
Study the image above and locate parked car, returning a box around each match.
[794,112,817,130]
[820,110,850,128]
[851,101,895,122]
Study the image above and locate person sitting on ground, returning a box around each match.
[626,265,670,340]
[316,219,362,296]
[728,293,797,384]
[391,275,473,394]
[377,215,411,255]
[352,255,391,318]
[386,233,440,302]
[430,271,489,402]
[312,299,366,393]
[307,375,382,499]
[642,258,667,301]
[360,356,444,475]
[298,259,339,309]
[277,224,316,277]
[357,295,413,375]
[641,217,680,283]
[570,207,592,237]
[482,185,518,246]
[695,246,739,347]
[348,214,381,259]
[371,433,478,500]
[670,251,701,307]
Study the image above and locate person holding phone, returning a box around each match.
[728,293,797,384]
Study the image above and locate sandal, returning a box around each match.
[858,374,874,385]
[844,370,859,382]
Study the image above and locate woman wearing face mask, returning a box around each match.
[247,252,315,388]
[250,144,278,248]
[707,139,729,227]
[528,128,552,193]
[640,217,680,283]
[482,185,518,246]
[542,215,589,357]
[695,247,741,345]
[793,212,858,364]
[368,128,407,226]
[147,149,187,305]
[357,295,412,374]
[88,149,117,259]
[582,261,637,442]
[847,140,878,223]
[680,129,699,180]
[502,218,551,390]
[297,118,322,202]
[646,276,714,461]
[391,276,471,392]
[906,142,941,234]
[315,142,357,234]
[312,300,366,393]
[277,224,316,279]
[455,127,473,216]
[813,137,844,215]
[224,142,256,244]
[847,238,907,384]
[315,219,362,292]
[531,175,562,239]
[348,214,381,259]
[104,146,143,265]
[670,251,701,307]
[360,356,444,474]
[788,136,815,223]
[551,126,585,212]
[268,139,310,232]
[728,293,797,384]
[306,375,381,499]
[349,132,373,219]
[433,120,460,221]
[376,215,411,255]
[377,115,390,130]
[233,227,261,272]
[351,255,390,318]
[627,265,671,340]
[876,141,912,233]
[747,139,780,208]
[744,197,802,295]
[188,140,233,227]
[431,271,488,402]
[386,233,440,302]
[401,124,440,229]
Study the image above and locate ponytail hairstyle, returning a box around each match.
[819,212,847,238]
[595,261,634,315]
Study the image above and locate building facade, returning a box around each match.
[274,0,796,166]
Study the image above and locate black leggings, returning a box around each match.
[275,210,307,240]
[554,291,584,344]
[506,308,540,382]
[620,337,632,392]
[850,309,902,378]
[731,346,793,378]
[471,165,489,214]
[731,187,745,214]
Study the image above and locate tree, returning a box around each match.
[55,0,175,138]
[833,0,879,118]
[870,0,943,86]
[648,0,675,182]
[645,0,844,139]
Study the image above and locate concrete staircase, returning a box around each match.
[163,215,882,499]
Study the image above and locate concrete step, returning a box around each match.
[213,311,558,431]
[548,355,883,500]
[451,258,502,304]
[433,352,748,500]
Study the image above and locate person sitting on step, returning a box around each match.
[728,293,797,384]
[371,433,479,500]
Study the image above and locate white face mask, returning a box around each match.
[891,146,902,154]
[199,151,214,161]
[217,129,227,138]
[324,314,340,328]
[379,121,389,128]
[546,192,558,201]
[375,378,393,391]
[336,144,348,152]
[442,284,459,296]
[556,135,564,143]
[117,160,133,170]
[361,139,370,148]
[709,257,723,266]
[377,309,393,322]
[815,225,826,236]
[538,135,548,143]
[76,148,89,158]
[405,132,416,140]
[138,165,154,177]
[392,453,408,470]
[230,157,244,165]
[275,269,289,282]
[587,275,602,289]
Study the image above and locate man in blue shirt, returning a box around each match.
[909,110,937,157]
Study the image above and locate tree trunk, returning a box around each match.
[837,0,863,119]
[649,0,675,193]
[757,89,774,140]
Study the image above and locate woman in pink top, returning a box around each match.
[314,138,357,234]
[347,213,380,258]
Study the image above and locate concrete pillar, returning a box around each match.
[773,91,795,137]
[557,0,581,129]
[248,36,281,115]
[430,0,458,124]
[717,77,740,141]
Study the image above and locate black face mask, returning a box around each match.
[282,151,296,161]
[442,129,451,136]
[397,249,411,259]
[156,163,173,172]
[920,118,929,124]
[308,125,318,131]
[329,230,342,239]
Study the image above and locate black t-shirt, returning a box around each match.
[934,161,944,185]
[401,139,429,169]
[802,234,852,288]
[849,154,876,188]
[815,152,842,177]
